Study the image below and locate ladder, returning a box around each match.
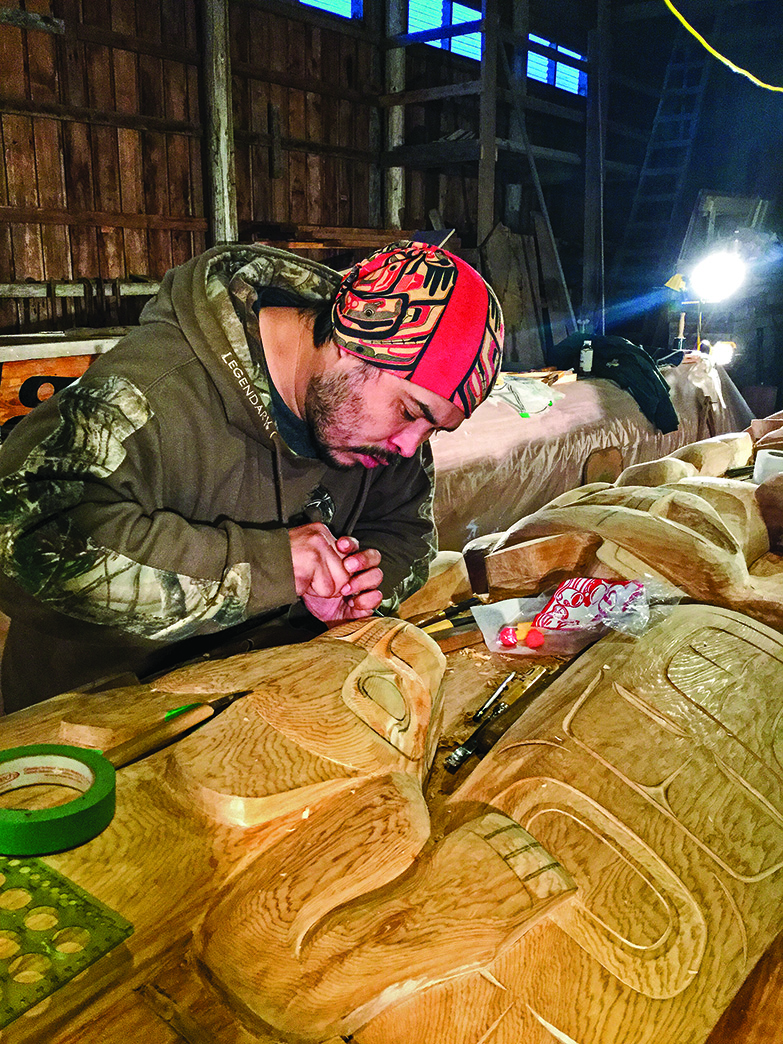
[608,23,719,302]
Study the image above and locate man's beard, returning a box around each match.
[304,368,394,470]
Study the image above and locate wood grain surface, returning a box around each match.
[0,607,781,1042]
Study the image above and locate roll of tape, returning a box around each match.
[754,449,783,484]
[0,745,115,856]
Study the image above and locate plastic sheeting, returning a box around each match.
[430,364,753,551]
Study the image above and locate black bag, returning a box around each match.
[547,334,680,434]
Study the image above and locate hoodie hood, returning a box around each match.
[139,244,342,443]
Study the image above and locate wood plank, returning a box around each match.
[161,0,186,49]
[189,134,205,253]
[143,129,172,275]
[163,59,188,123]
[3,114,38,208]
[304,24,323,227]
[138,53,164,119]
[0,94,201,135]
[0,224,18,330]
[186,57,200,124]
[76,21,197,66]
[10,223,45,281]
[26,4,59,104]
[113,48,139,115]
[0,205,206,231]
[109,0,136,36]
[181,0,197,51]
[228,0,249,66]
[136,0,162,44]
[0,21,26,98]
[62,8,88,109]
[248,75,270,222]
[81,0,113,31]
[34,116,72,283]
[234,138,252,226]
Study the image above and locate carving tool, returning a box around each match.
[102,690,252,769]
[445,663,565,772]
[472,671,516,722]
[414,598,482,630]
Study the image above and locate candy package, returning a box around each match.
[533,577,649,635]
[471,578,660,658]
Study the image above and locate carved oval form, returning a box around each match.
[501,778,707,999]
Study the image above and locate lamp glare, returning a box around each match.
[690,252,746,303]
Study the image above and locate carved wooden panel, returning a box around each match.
[357,605,783,1044]
[0,617,573,1043]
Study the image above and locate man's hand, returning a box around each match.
[289,524,383,624]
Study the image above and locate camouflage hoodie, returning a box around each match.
[0,245,435,657]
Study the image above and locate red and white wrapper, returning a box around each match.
[533,578,647,631]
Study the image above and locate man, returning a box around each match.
[0,241,503,709]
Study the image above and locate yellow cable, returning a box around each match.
[663,0,783,92]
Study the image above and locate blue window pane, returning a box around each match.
[527,52,551,84]
[452,2,475,22]
[300,0,360,16]
[408,0,443,34]
[554,62,581,94]
[452,31,482,59]
[529,33,551,47]
[557,45,582,59]
[451,7,482,61]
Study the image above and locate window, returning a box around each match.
[408,0,482,61]
[299,0,362,18]
[406,6,587,97]
[528,35,587,96]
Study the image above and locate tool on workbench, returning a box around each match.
[102,689,253,769]
[444,663,566,772]
[472,671,516,722]
[414,598,482,630]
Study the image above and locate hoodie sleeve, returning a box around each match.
[349,445,437,611]
[0,373,297,644]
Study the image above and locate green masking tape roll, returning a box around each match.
[0,745,116,856]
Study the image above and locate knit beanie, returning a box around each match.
[332,241,504,416]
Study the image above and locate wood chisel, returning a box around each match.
[444,663,566,772]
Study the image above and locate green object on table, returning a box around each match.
[0,855,133,1027]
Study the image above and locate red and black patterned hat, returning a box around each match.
[332,241,504,417]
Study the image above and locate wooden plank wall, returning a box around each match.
[0,0,206,330]
[0,0,486,334]
[230,5,378,237]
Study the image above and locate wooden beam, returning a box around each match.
[0,97,201,137]
[202,0,237,245]
[232,61,378,105]
[0,8,64,33]
[477,0,499,246]
[379,80,482,106]
[234,0,381,44]
[389,19,483,48]
[498,40,576,326]
[503,0,528,230]
[384,0,405,229]
[0,207,207,232]
[234,131,375,164]
[582,0,610,332]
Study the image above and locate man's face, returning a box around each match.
[305,352,464,470]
